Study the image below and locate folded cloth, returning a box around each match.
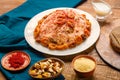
[0,0,86,80]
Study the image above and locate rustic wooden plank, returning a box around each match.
[0,0,26,15]
[0,71,6,80]
[94,65,120,80]
[62,61,120,80]
[0,0,120,80]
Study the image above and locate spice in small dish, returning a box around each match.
[72,55,96,78]
[29,58,64,79]
[1,50,31,71]
[74,57,95,72]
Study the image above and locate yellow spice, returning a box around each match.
[74,57,95,72]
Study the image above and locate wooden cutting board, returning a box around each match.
[96,19,120,71]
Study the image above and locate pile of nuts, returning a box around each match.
[29,58,63,79]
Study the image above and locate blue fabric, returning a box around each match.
[0,0,85,80]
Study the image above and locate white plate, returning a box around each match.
[24,7,100,56]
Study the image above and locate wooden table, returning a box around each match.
[0,0,120,80]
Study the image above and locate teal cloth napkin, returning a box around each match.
[0,0,86,80]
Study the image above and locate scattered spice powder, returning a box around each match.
[8,52,25,68]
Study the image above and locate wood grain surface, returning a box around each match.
[96,20,120,70]
[0,0,120,80]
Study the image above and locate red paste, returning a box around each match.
[8,52,25,68]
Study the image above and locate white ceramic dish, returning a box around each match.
[24,7,100,56]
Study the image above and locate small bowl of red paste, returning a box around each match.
[1,50,31,71]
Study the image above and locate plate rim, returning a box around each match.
[24,7,100,56]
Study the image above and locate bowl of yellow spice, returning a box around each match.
[72,55,96,78]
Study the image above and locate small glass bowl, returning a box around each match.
[91,0,112,21]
